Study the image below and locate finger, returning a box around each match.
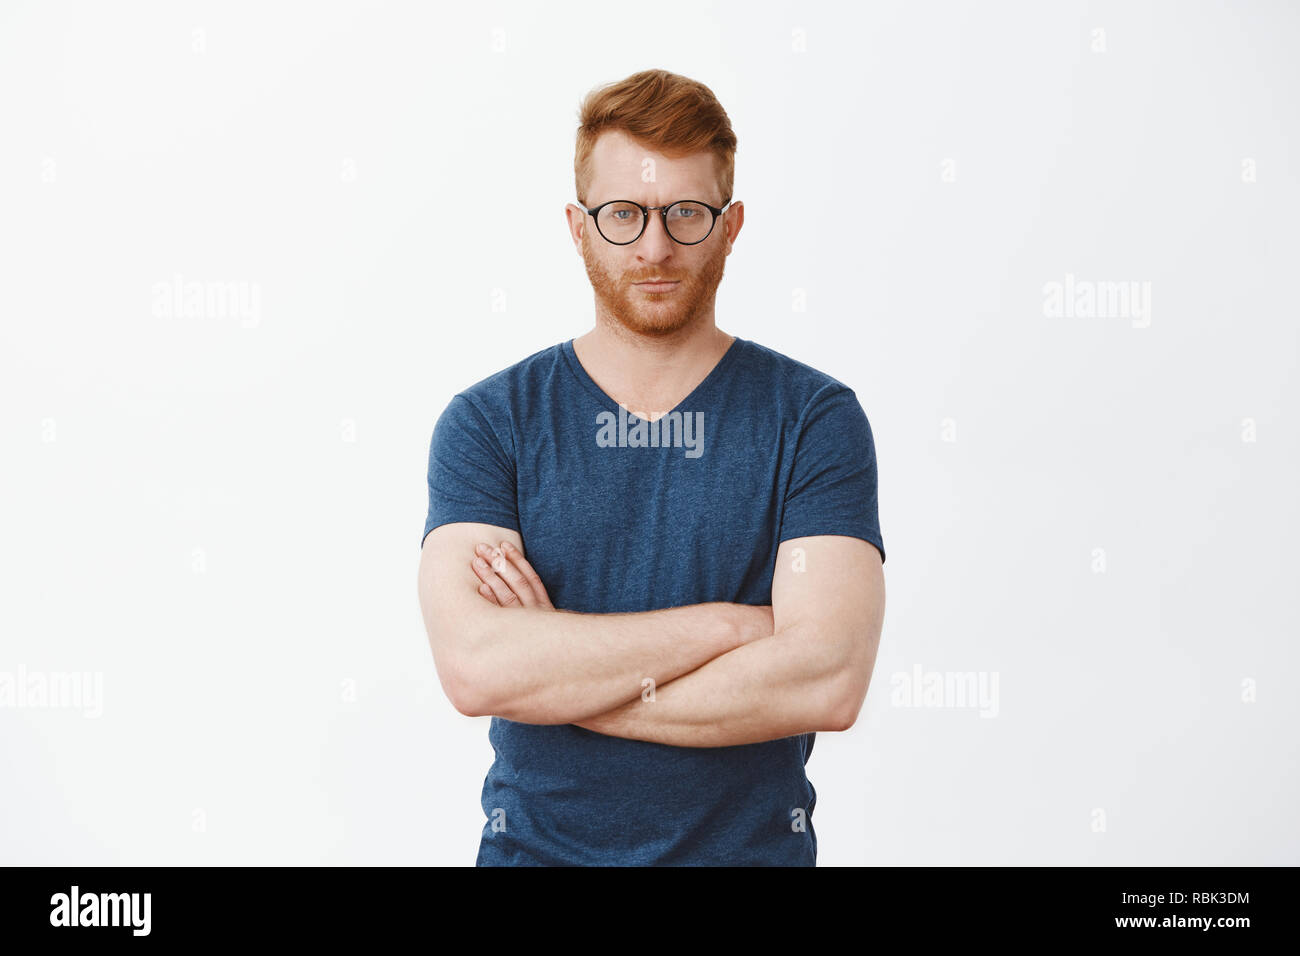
[477,543,541,607]
[471,556,520,608]
[477,582,500,605]
[500,541,554,609]
[473,557,518,607]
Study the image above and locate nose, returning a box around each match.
[634,209,674,262]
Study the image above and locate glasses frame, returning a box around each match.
[578,197,733,246]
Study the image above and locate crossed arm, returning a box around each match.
[578,532,883,746]
[418,522,886,747]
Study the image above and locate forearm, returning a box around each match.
[459,601,753,724]
[572,623,852,748]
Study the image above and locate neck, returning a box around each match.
[573,317,735,418]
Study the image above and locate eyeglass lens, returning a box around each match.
[596,201,715,244]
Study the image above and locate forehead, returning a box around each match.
[587,130,719,201]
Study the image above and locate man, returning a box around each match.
[417,69,886,866]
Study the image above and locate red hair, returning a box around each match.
[574,69,737,206]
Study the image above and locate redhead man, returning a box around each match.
[417,69,886,866]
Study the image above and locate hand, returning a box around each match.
[471,540,554,609]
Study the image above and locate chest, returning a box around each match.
[514,413,788,612]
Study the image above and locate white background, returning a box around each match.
[1,0,1296,865]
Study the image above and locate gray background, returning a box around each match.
[1,0,1296,865]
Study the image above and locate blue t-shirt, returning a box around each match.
[422,335,885,866]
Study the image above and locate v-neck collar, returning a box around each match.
[561,335,745,422]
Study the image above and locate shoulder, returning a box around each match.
[734,338,863,420]
[435,341,567,427]
[455,341,566,408]
[430,342,566,459]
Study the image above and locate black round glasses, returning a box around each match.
[577,197,733,245]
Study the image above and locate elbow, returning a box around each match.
[823,626,881,732]
[427,616,497,718]
[826,690,864,732]
[444,648,513,718]
[442,659,491,717]
[418,546,503,718]
[823,664,872,732]
[430,613,553,722]
[781,617,879,733]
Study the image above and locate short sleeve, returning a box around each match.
[422,393,519,546]
[778,386,885,563]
